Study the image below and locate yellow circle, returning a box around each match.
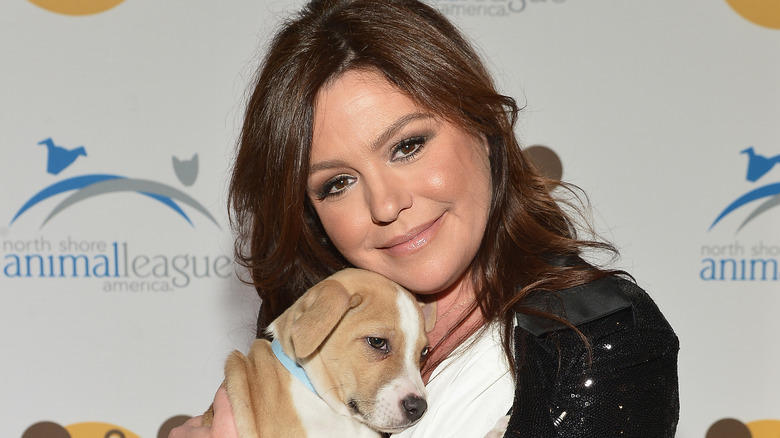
[747,419,780,437]
[27,0,126,16]
[725,0,780,29]
[65,422,140,438]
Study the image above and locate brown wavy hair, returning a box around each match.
[228,0,620,373]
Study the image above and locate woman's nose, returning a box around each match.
[364,172,412,224]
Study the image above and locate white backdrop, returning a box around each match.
[2,1,779,437]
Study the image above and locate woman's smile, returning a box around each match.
[377,213,445,257]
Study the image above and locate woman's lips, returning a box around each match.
[379,214,444,256]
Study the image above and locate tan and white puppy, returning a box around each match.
[204,268,434,438]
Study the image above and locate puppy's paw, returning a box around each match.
[483,415,510,438]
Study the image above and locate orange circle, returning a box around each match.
[27,0,126,16]
[725,0,780,29]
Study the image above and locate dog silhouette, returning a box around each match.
[741,147,780,182]
[38,138,87,175]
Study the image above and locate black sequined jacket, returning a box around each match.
[505,276,680,437]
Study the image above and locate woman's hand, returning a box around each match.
[168,386,239,438]
[483,415,510,438]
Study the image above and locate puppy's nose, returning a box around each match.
[401,395,427,422]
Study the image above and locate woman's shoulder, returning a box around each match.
[509,276,680,437]
[515,275,677,348]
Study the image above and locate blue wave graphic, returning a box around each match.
[737,193,780,232]
[11,175,122,224]
[709,182,780,230]
[10,174,219,228]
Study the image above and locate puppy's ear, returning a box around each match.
[291,280,359,358]
[419,300,437,333]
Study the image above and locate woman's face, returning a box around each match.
[308,69,492,295]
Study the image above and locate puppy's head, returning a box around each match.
[267,268,432,433]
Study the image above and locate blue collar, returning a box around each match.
[271,338,317,394]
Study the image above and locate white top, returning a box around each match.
[392,322,515,438]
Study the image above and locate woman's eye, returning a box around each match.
[317,175,355,199]
[329,176,351,192]
[367,337,388,351]
[391,136,427,161]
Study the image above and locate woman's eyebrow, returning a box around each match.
[370,112,434,152]
[309,112,434,174]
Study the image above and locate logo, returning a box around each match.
[707,418,780,438]
[432,0,567,18]
[725,0,780,29]
[27,0,126,16]
[10,138,218,229]
[2,138,231,292]
[709,147,780,233]
[700,146,780,282]
[22,416,191,438]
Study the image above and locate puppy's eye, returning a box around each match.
[420,346,430,360]
[367,337,388,351]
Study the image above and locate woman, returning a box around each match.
[172,0,679,436]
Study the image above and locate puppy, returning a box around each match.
[203,268,434,437]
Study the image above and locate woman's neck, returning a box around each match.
[420,277,484,382]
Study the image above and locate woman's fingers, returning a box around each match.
[483,415,510,438]
[210,386,239,437]
[167,416,205,438]
[167,387,238,438]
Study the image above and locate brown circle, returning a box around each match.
[105,429,125,438]
[706,418,752,438]
[158,415,193,438]
[22,422,71,438]
[524,145,563,181]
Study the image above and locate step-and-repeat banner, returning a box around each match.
[2,1,778,437]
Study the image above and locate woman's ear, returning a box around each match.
[481,133,491,158]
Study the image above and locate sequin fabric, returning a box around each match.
[505,277,680,437]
